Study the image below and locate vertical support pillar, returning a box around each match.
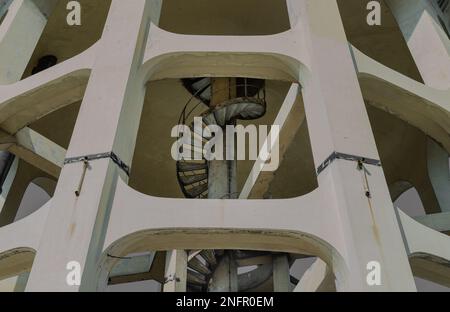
[208,78,237,199]
[296,0,416,291]
[273,254,290,292]
[25,0,155,291]
[163,250,187,292]
[13,272,29,292]
[386,0,450,89]
[209,252,238,292]
[0,0,47,84]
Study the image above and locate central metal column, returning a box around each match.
[208,78,237,199]
[207,78,238,291]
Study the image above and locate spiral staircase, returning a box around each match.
[176,78,295,292]
[176,78,266,199]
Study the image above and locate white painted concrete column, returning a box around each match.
[387,0,450,89]
[272,254,290,292]
[0,0,47,84]
[296,0,416,291]
[25,0,154,291]
[163,250,187,292]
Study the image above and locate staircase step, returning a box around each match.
[179,174,208,185]
[214,109,227,126]
[186,183,208,198]
[189,256,212,275]
[189,126,208,143]
[177,162,208,172]
[203,114,217,126]
[187,269,207,286]
[225,104,239,121]
[182,144,204,155]
[200,250,217,267]
[199,86,212,101]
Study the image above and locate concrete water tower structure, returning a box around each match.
[0,0,449,292]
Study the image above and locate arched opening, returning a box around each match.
[97,228,345,293]
[157,0,291,36]
[0,97,84,227]
[395,186,426,218]
[129,78,317,199]
[0,0,111,84]
[21,0,112,79]
[337,0,423,83]
[366,105,442,215]
[13,177,54,222]
[103,249,333,292]
[0,248,35,292]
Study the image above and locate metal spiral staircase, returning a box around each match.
[176,78,266,199]
[176,78,296,292]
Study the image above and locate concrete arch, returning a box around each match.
[0,43,95,134]
[409,252,450,287]
[352,46,450,153]
[390,180,414,202]
[140,23,309,84]
[0,160,53,226]
[13,176,53,222]
[0,247,35,281]
[397,208,450,287]
[0,199,50,281]
[97,228,347,292]
[93,175,349,291]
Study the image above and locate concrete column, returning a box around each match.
[387,0,450,89]
[25,0,155,291]
[273,254,290,292]
[0,0,47,84]
[296,0,416,291]
[13,271,29,292]
[0,271,29,292]
[163,250,187,292]
[209,252,238,292]
[427,138,450,212]
[208,78,237,199]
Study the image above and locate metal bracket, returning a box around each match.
[65,152,130,176]
[164,275,181,284]
[317,152,381,175]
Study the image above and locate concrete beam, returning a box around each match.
[240,83,304,199]
[0,127,66,178]
[15,127,65,167]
